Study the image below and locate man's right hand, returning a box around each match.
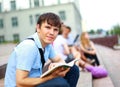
[46,62,70,78]
[50,67,70,78]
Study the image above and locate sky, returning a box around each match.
[79,0,120,31]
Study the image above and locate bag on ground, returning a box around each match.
[85,65,108,78]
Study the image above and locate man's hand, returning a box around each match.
[50,67,70,77]
[48,63,70,78]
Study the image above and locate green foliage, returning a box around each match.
[0,41,18,44]
[110,29,114,35]
[96,29,103,34]
[88,29,95,34]
[110,24,120,35]
[106,31,109,35]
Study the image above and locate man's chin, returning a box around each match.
[46,41,53,44]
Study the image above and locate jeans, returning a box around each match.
[36,77,70,87]
[36,65,80,87]
[64,65,80,87]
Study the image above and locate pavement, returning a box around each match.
[0,43,120,87]
[0,43,16,66]
[94,44,120,87]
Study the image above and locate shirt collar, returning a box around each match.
[32,32,52,51]
[32,32,42,49]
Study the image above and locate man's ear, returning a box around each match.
[36,24,40,32]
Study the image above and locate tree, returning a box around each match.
[88,29,95,34]
[110,24,120,35]
[110,24,120,45]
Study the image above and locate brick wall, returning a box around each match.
[90,35,118,49]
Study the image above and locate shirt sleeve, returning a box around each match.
[16,40,38,71]
[48,45,56,59]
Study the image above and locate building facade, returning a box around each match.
[0,0,82,43]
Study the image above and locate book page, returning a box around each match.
[40,58,79,78]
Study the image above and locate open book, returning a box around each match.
[40,58,79,78]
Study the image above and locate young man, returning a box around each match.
[5,13,79,87]
[53,25,76,61]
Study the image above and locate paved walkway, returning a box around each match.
[0,43,16,66]
[95,44,120,87]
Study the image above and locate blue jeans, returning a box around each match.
[64,65,80,87]
[36,65,80,87]
[36,77,70,87]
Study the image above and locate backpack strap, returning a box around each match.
[27,38,45,68]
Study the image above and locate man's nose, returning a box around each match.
[50,29,54,34]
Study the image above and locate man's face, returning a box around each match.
[62,27,71,36]
[37,21,59,45]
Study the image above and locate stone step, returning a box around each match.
[93,45,114,87]
[93,76,114,87]
[77,71,92,87]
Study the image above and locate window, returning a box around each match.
[34,0,39,7]
[35,14,40,22]
[59,11,66,20]
[11,17,18,27]
[10,1,16,11]
[29,0,32,8]
[13,34,19,43]
[0,36,5,43]
[0,19,4,28]
[0,3,2,12]
[29,15,33,24]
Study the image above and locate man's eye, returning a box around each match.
[46,26,50,29]
[54,29,59,32]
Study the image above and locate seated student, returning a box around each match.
[4,13,79,87]
[53,24,78,61]
[79,32,100,66]
[75,45,95,65]
[67,43,108,79]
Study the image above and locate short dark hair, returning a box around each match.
[37,12,61,28]
[66,26,71,31]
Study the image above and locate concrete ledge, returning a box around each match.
[0,64,7,79]
[77,71,92,87]
[93,76,114,87]
[94,45,114,87]
[113,45,120,50]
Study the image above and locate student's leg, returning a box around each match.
[64,65,80,87]
[85,53,100,66]
[84,53,93,60]
[84,53,96,66]
[91,54,100,66]
[36,77,70,87]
